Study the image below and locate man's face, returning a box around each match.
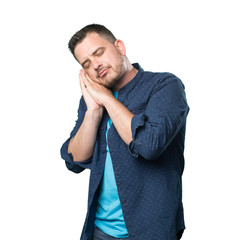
[74,33,126,89]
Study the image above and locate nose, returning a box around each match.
[92,59,102,70]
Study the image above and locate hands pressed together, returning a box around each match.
[79,69,114,112]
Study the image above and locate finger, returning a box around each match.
[79,71,88,91]
[79,70,87,83]
[84,72,94,83]
[79,75,85,89]
[82,73,94,91]
[80,70,94,86]
[79,70,83,82]
[82,73,90,88]
[79,69,84,80]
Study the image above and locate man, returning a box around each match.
[60,24,189,240]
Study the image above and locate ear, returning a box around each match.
[115,39,126,56]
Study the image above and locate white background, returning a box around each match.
[0,0,239,239]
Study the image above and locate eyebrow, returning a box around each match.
[81,47,105,67]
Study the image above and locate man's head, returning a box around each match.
[68,24,130,90]
[68,24,117,56]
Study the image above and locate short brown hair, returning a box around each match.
[68,24,117,56]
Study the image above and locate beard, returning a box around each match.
[96,61,125,90]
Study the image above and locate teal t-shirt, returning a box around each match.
[95,92,129,238]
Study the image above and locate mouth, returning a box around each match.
[98,68,110,78]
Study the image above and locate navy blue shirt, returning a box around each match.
[60,63,189,240]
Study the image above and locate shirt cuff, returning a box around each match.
[60,138,92,173]
[128,114,147,157]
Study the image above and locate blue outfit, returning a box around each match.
[95,92,128,238]
[60,63,189,240]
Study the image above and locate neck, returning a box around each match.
[112,60,138,91]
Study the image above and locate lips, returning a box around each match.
[98,68,109,78]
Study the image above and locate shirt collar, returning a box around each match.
[118,63,144,94]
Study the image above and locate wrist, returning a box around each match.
[102,94,116,108]
[85,108,103,122]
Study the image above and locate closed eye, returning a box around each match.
[82,61,90,69]
[96,50,103,56]
[93,47,105,56]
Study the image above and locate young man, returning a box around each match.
[61,24,189,240]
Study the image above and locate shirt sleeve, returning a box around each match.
[128,75,189,160]
[60,97,92,173]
